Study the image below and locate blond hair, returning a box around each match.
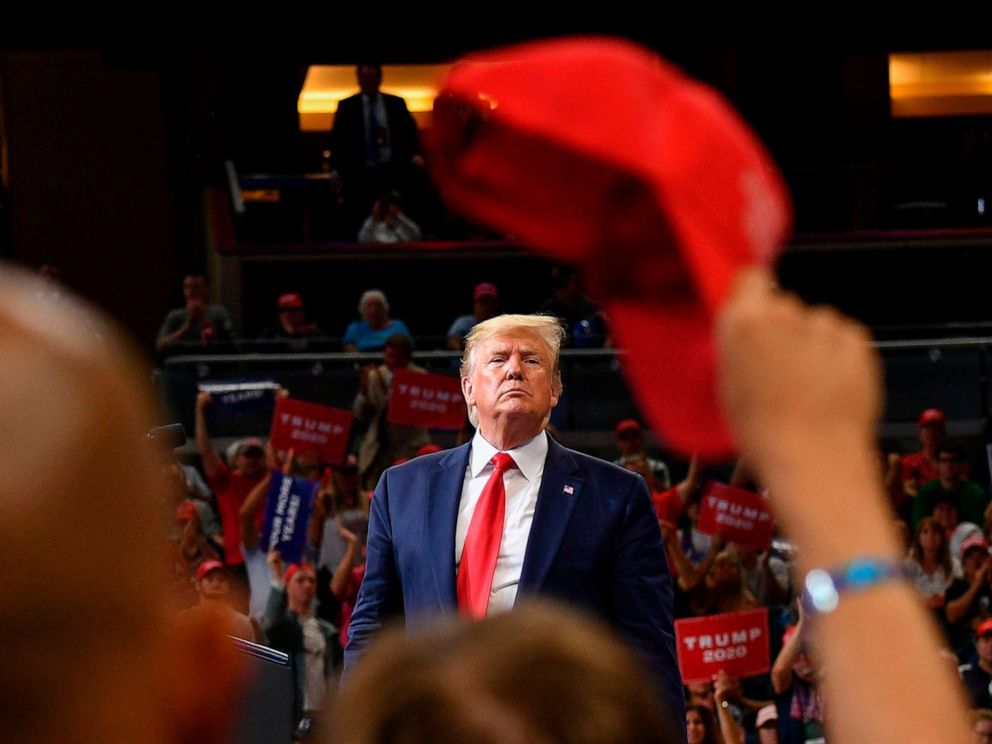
[460,314,564,428]
[327,600,679,744]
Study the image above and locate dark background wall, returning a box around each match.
[1,50,180,348]
[2,11,992,360]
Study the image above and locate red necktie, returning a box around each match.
[457,452,517,619]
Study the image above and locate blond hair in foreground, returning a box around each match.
[328,601,679,744]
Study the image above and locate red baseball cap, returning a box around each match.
[918,408,946,427]
[416,443,443,457]
[277,292,304,310]
[978,618,992,638]
[473,282,499,301]
[961,533,989,557]
[427,37,791,458]
[283,562,315,584]
[195,559,227,581]
[615,419,642,436]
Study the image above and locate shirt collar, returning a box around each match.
[470,429,548,482]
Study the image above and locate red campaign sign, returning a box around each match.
[269,398,352,466]
[675,608,770,684]
[387,368,466,430]
[697,481,774,549]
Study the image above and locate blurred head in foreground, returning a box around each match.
[328,600,679,744]
[0,266,243,743]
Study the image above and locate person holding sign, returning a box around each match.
[351,332,431,490]
[263,550,341,740]
[346,313,685,725]
[240,445,327,623]
[195,391,272,610]
[771,618,824,743]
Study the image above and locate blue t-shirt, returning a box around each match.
[343,319,413,351]
[446,314,477,345]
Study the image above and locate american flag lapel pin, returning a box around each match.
[563,484,574,495]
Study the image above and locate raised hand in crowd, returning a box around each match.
[713,670,745,744]
[267,548,286,584]
[716,268,970,744]
[176,503,220,567]
[330,519,362,602]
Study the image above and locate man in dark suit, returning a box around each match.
[329,62,425,235]
[345,313,685,727]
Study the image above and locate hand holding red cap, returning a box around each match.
[427,36,792,457]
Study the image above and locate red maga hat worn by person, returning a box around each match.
[426,36,792,458]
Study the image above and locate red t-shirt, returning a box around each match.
[902,451,938,491]
[337,563,366,648]
[208,462,266,567]
[902,451,970,493]
[652,488,685,578]
[652,487,685,525]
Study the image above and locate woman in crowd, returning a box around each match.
[700,548,758,615]
[905,516,959,617]
[686,704,724,744]
[342,289,413,352]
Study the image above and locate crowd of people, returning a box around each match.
[165,309,992,743]
[155,264,610,360]
[6,51,990,744]
[5,241,987,744]
[91,229,992,742]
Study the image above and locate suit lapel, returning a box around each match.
[518,437,583,595]
[426,443,470,608]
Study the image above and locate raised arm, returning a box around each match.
[716,268,971,744]
[194,391,223,481]
[659,520,699,591]
[330,522,360,601]
[761,550,791,608]
[240,446,290,550]
[770,616,803,695]
[713,671,745,744]
[678,453,701,504]
[661,522,723,593]
[240,471,272,551]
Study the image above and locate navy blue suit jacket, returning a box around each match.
[345,436,685,725]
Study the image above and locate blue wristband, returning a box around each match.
[802,557,908,614]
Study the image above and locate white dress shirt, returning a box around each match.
[455,429,548,616]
